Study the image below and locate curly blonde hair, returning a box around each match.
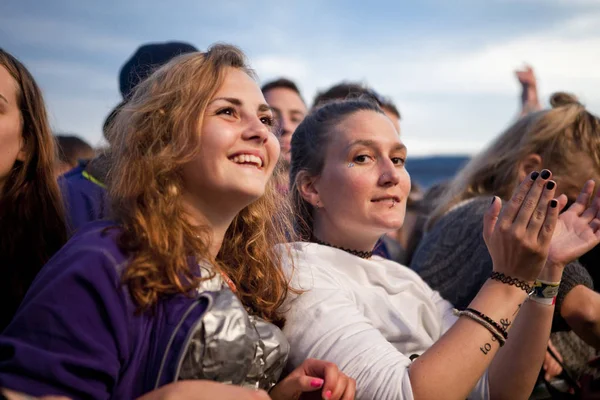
[106,44,294,326]
[428,92,600,228]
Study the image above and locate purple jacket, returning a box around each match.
[0,221,208,399]
[59,163,110,235]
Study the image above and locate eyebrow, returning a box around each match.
[346,139,406,152]
[210,97,272,112]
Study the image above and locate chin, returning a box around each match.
[373,215,405,233]
[232,186,267,204]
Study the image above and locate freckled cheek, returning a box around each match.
[328,169,375,207]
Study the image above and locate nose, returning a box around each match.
[280,115,291,135]
[242,115,271,144]
[377,158,400,187]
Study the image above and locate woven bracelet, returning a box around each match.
[529,279,560,306]
[490,271,534,294]
[455,309,506,346]
[465,308,508,340]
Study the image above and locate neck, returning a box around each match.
[182,195,241,261]
[312,217,379,253]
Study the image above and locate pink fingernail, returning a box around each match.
[311,378,323,388]
[324,390,332,399]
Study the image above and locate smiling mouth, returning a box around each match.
[229,154,264,168]
[371,196,401,203]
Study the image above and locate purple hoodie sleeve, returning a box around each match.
[0,242,133,399]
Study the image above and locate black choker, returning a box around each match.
[311,236,373,259]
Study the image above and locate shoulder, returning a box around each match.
[61,162,87,180]
[438,196,491,227]
[60,163,106,196]
[275,242,350,292]
[410,197,493,279]
[33,221,128,290]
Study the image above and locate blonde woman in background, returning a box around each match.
[411,93,600,381]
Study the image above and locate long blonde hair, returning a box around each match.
[107,44,293,326]
[428,92,600,228]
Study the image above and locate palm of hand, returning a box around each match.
[548,209,600,266]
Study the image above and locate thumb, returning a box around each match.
[556,194,569,213]
[483,196,502,244]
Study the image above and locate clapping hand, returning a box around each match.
[546,179,600,268]
[483,170,559,283]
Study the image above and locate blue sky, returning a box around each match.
[2,0,600,155]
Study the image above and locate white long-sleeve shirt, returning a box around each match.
[277,242,489,400]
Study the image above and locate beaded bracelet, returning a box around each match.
[490,271,534,294]
[454,309,507,346]
[465,308,508,340]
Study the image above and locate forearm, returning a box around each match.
[409,280,527,400]
[562,285,600,349]
[519,84,541,117]
[488,265,562,398]
[489,299,554,399]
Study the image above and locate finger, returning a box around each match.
[341,377,356,400]
[302,359,340,400]
[497,171,539,228]
[592,219,600,238]
[546,358,563,380]
[483,196,502,244]
[514,170,551,231]
[294,376,325,393]
[556,194,568,213]
[539,198,560,245]
[527,180,557,238]
[568,179,595,215]
[329,374,349,400]
[580,180,600,220]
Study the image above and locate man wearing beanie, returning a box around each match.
[60,41,198,235]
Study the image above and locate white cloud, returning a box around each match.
[6,1,600,157]
[247,9,600,156]
[253,56,311,81]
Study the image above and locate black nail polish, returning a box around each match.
[491,197,496,204]
[550,199,558,208]
[546,181,555,190]
[531,171,539,180]
[541,170,551,180]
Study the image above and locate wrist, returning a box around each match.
[480,278,530,302]
[537,261,564,282]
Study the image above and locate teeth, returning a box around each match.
[230,154,263,167]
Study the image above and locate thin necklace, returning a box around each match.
[311,235,373,259]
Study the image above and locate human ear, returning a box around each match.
[517,153,542,182]
[296,170,321,207]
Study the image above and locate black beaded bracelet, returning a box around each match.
[465,308,508,340]
[490,271,534,294]
[454,309,507,346]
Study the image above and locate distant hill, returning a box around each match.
[406,155,470,189]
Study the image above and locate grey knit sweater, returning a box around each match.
[410,196,594,331]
